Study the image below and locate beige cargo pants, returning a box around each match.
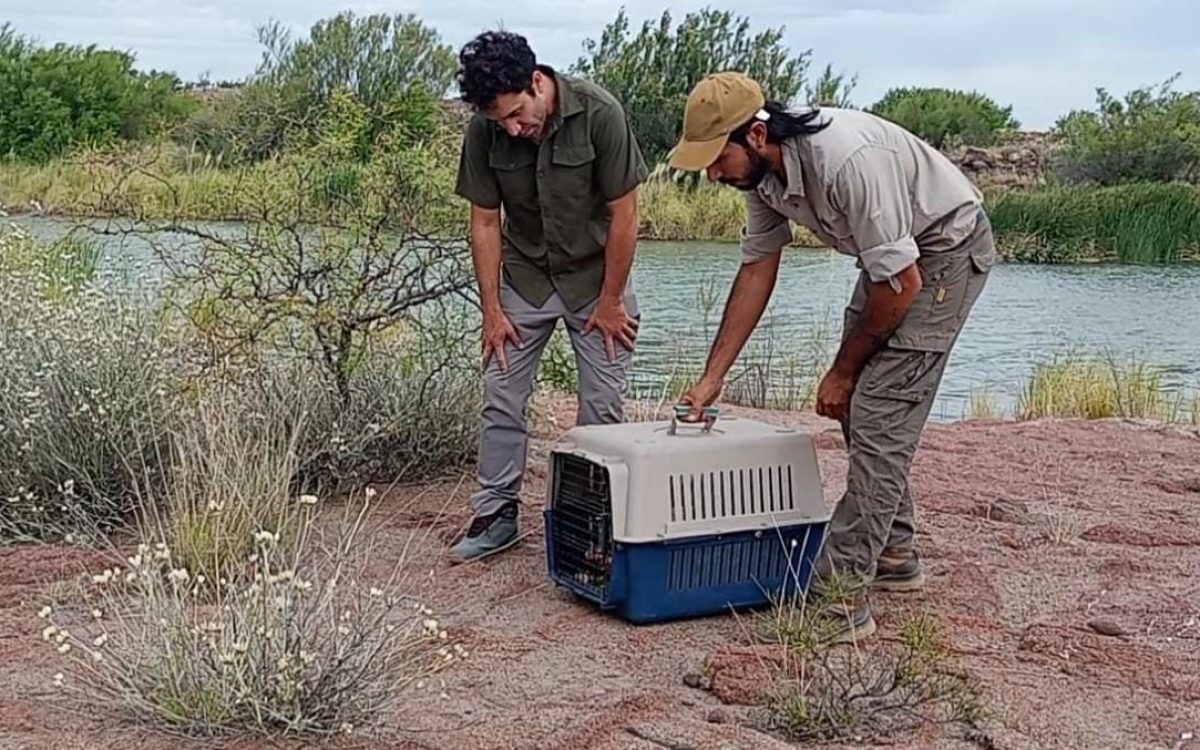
[813,209,996,588]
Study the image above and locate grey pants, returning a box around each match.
[471,274,638,516]
[814,211,996,587]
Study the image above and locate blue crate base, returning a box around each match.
[544,510,827,625]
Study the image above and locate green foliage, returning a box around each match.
[572,8,812,163]
[869,87,1018,147]
[176,12,452,165]
[173,81,296,165]
[988,182,1200,263]
[0,23,194,162]
[255,11,457,109]
[805,63,858,108]
[1052,74,1200,185]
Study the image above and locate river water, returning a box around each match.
[13,216,1200,419]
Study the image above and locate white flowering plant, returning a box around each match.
[0,223,176,540]
[37,489,457,737]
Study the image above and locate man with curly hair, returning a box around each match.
[450,30,648,561]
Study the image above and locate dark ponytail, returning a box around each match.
[728,101,831,145]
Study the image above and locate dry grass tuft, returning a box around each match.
[746,570,987,744]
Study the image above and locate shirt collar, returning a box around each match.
[543,65,585,119]
[757,136,807,201]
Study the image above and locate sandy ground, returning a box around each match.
[2,398,1199,750]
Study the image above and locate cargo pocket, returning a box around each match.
[887,251,973,353]
[856,347,947,404]
[551,143,596,203]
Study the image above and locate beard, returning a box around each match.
[719,148,770,191]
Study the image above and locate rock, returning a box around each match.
[706,708,730,724]
[683,672,704,689]
[962,146,994,167]
[1088,619,1127,637]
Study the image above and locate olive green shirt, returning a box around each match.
[739,107,985,288]
[454,70,648,312]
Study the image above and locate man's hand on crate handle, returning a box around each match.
[678,378,723,422]
[677,251,782,422]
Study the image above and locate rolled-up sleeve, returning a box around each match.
[739,190,793,264]
[829,145,919,286]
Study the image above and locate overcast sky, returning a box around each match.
[5,0,1197,129]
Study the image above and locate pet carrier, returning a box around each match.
[543,407,829,624]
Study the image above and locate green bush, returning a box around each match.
[1052,74,1200,185]
[572,8,813,164]
[178,12,453,165]
[0,24,194,163]
[988,182,1200,263]
[869,87,1018,147]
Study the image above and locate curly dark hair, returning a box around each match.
[456,31,538,111]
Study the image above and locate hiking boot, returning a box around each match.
[822,596,877,644]
[449,503,519,563]
[871,548,926,592]
[749,593,876,646]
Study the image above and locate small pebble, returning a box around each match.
[1088,619,1126,637]
[706,708,730,724]
[683,672,703,689]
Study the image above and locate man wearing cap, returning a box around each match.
[449,31,649,562]
[673,72,995,641]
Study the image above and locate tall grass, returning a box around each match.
[2,150,839,246]
[1017,354,1169,420]
[989,182,1200,263]
[0,144,466,226]
[637,174,826,245]
[969,386,1001,420]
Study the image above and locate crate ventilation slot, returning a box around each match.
[668,466,795,523]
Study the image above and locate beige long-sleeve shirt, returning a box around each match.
[739,107,984,285]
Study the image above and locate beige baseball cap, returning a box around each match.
[668,71,766,171]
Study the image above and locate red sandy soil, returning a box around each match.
[2,398,1198,750]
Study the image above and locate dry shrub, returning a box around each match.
[35,390,461,738]
[748,573,987,744]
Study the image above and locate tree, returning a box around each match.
[869,87,1018,148]
[0,23,194,162]
[572,8,812,164]
[99,98,472,402]
[1052,73,1200,185]
[805,63,858,108]
[255,12,457,110]
[178,12,455,164]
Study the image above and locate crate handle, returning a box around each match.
[668,405,719,435]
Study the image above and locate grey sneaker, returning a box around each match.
[871,549,927,592]
[449,503,519,563]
